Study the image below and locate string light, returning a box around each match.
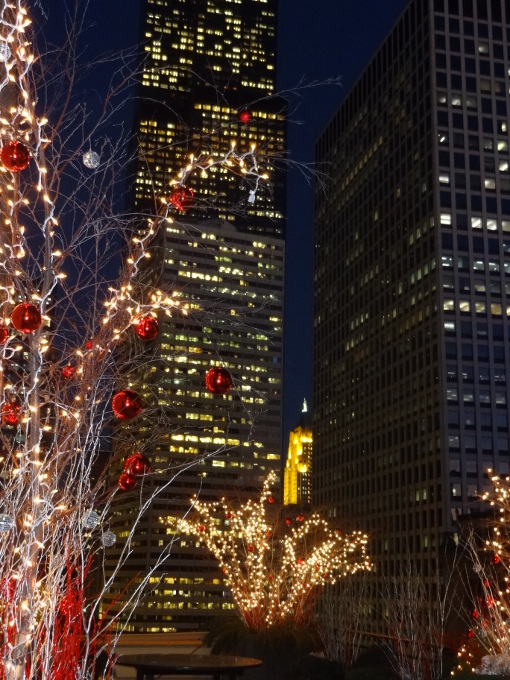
[165,472,371,630]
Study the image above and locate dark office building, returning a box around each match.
[132,0,285,236]
[103,0,286,632]
[314,0,510,628]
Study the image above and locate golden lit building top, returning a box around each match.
[284,399,313,507]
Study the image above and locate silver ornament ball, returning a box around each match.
[82,510,100,529]
[83,150,100,169]
[0,513,14,532]
[101,530,117,547]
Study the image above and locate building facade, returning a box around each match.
[314,0,510,624]
[284,399,313,506]
[132,0,285,237]
[103,219,284,632]
[103,0,286,633]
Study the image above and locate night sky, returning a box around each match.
[42,0,409,442]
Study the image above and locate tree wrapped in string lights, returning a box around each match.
[169,472,370,630]
[0,2,278,678]
[454,472,510,677]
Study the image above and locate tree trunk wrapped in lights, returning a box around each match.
[169,472,371,631]
[0,2,283,678]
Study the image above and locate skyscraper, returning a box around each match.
[314,0,510,626]
[132,0,285,236]
[103,0,286,632]
[284,400,313,507]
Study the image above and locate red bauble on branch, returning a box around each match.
[62,365,75,380]
[0,325,9,344]
[118,472,137,491]
[11,303,42,333]
[124,452,151,476]
[1,141,30,172]
[238,110,252,124]
[170,185,194,212]
[2,401,20,426]
[112,390,143,420]
[135,316,159,341]
[205,367,232,395]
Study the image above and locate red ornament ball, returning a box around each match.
[247,544,255,553]
[239,110,252,124]
[493,554,501,564]
[118,472,137,491]
[467,629,475,639]
[112,389,143,420]
[170,185,194,212]
[198,524,206,533]
[135,316,159,341]
[62,365,75,380]
[2,401,20,426]
[297,514,305,522]
[285,518,292,526]
[267,495,275,504]
[205,367,232,395]
[1,141,30,172]
[124,452,151,476]
[0,325,8,344]
[11,303,41,333]
[85,340,93,350]
[471,609,479,619]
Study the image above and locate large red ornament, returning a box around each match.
[62,365,75,379]
[493,554,501,564]
[11,303,41,333]
[170,185,194,212]
[297,514,305,522]
[239,110,252,124]
[118,472,137,491]
[1,141,30,172]
[135,316,159,341]
[124,452,151,476]
[112,389,143,420]
[0,325,8,344]
[2,401,20,426]
[205,367,232,395]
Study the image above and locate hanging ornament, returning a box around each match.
[267,495,275,504]
[285,518,292,526]
[471,609,479,619]
[11,303,42,333]
[82,150,100,169]
[62,365,75,379]
[0,326,8,344]
[101,530,117,547]
[112,389,143,420]
[85,340,94,350]
[247,544,255,553]
[135,315,159,341]
[0,42,10,62]
[239,110,252,124]
[118,472,137,491]
[493,554,501,564]
[170,185,194,212]
[198,524,205,533]
[467,629,475,639]
[297,513,305,522]
[1,141,30,172]
[0,514,13,532]
[124,452,151,476]
[205,367,232,395]
[82,510,100,529]
[2,401,20,426]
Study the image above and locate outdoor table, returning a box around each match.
[116,653,262,680]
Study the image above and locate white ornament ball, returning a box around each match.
[101,530,117,547]
[82,510,100,529]
[0,513,13,532]
[83,150,100,169]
